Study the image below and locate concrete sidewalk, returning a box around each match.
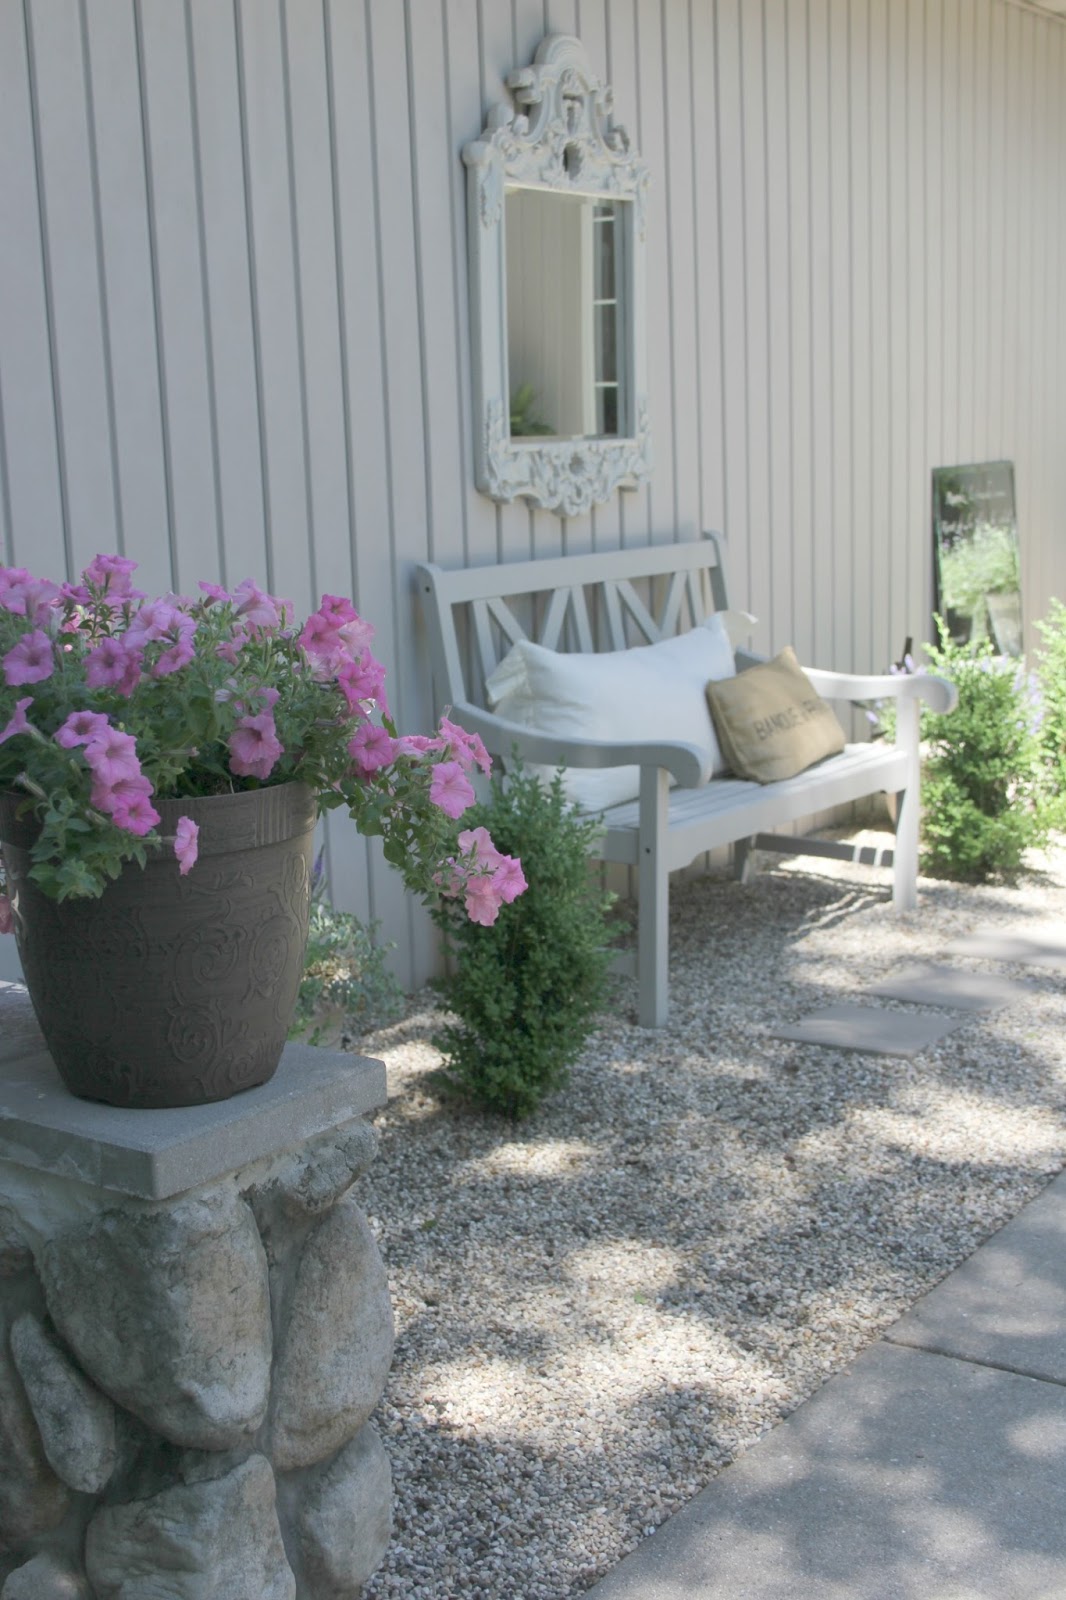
[586,1168,1066,1599]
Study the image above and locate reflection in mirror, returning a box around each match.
[932,461,1022,657]
[506,190,630,440]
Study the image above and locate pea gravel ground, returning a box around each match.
[355,834,1066,1600]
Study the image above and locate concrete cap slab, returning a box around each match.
[0,984,386,1200]
[867,961,1031,1011]
[770,1002,963,1058]
[584,1341,1066,1599]
[888,1168,1066,1385]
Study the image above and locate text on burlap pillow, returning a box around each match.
[704,646,847,783]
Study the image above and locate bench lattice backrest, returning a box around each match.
[419,534,729,711]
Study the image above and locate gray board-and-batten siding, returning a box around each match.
[1,0,1064,988]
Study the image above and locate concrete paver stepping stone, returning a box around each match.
[867,961,1031,1011]
[888,1168,1066,1385]
[584,1341,1066,1599]
[770,1002,963,1058]
[945,925,1066,971]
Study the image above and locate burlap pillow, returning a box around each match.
[705,647,846,783]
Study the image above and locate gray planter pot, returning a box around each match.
[0,783,316,1109]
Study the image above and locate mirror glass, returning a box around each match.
[932,460,1022,657]
[505,190,630,440]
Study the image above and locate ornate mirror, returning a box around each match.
[463,35,652,518]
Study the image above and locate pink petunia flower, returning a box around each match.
[54,710,111,749]
[85,636,143,695]
[463,874,506,927]
[111,789,161,836]
[0,697,34,744]
[0,894,12,935]
[0,568,32,610]
[81,554,140,599]
[3,630,55,687]
[491,855,527,904]
[174,816,199,876]
[228,712,283,780]
[336,652,388,711]
[84,727,142,787]
[151,614,197,678]
[233,578,284,631]
[439,715,492,776]
[198,580,231,604]
[428,760,476,820]
[348,722,397,774]
[124,597,184,647]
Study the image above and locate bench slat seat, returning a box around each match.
[417,533,956,1027]
[595,742,908,869]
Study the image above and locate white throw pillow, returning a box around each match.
[485,615,736,813]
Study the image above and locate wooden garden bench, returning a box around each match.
[417,534,956,1027]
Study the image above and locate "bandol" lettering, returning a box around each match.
[754,698,831,742]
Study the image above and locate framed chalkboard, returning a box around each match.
[932,460,1021,656]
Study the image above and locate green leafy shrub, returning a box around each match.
[431,765,615,1118]
[290,862,404,1045]
[1033,598,1066,827]
[918,621,1046,881]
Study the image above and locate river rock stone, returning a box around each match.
[246,1120,379,1229]
[85,1454,295,1600]
[1,1552,91,1599]
[293,1426,393,1599]
[0,1205,31,1279]
[270,1198,394,1470]
[37,1185,271,1451]
[0,1342,70,1548]
[10,1313,117,1493]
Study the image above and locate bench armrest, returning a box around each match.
[732,648,957,716]
[443,700,712,788]
[801,665,958,715]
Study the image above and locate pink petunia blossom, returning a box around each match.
[439,715,492,776]
[151,614,197,677]
[491,855,527,904]
[0,568,32,611]
[395,733,437,756]
[0,894,12,935]
[85,636,143,694]
[174,816,199,876]
[228,711,283,780]
[428,760,476,820]
[336,652,388,711]
[124,597,184,647]
[54,710,111,749]
[81,554,140,599]
[317,594,360,629]
[198,580,231,604]
[84,727,142,787]
[89,772,160,835]
[3,630,55,688]
[463,874,506,927]
[0,697,34,744]
[233,578,284,631]
[348,722,397,774]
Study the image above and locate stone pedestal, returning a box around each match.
[0,983,394,1600]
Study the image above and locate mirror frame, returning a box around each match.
[463,35,652,519]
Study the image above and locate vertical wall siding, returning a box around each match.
[1,0,1065,985]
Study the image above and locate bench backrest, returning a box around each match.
[417,533,730,710]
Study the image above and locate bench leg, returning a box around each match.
[637,767,670,1028]
[892,697,920,910]
[733,836,757,884]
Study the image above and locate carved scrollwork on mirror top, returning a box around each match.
[463,35,652,519]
